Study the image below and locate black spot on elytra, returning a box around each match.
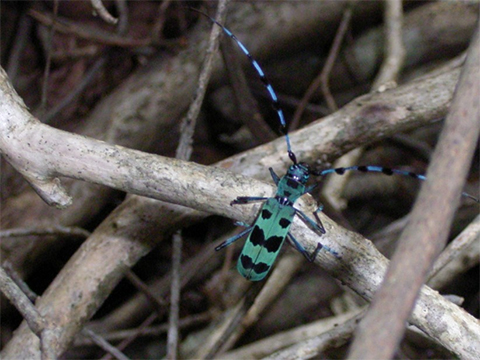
[250,226,266,246]
[240,254,254,269]
[265,235,283,252]
[279,218,291,229]
[239,255,270,278]
[253,262,270,274]
[261,209,273,220]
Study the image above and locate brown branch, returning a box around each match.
[372,0,405,90]
[81,328,129,360]
[28,9,151,48]
[291,3,353,128]
[100,313,157,360]
[0,266,45,336]
[75,313,211,346]
[38,0,58,117]
[0,61,463,217]
[0,225,90,239]
[175,1,228,161]
[427,214,480,289]
[348,25,480,360]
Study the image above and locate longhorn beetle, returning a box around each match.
[193,8,479,281]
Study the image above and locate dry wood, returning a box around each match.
[2,63,478,359]
[1,2,478,359]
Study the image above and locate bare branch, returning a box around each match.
[372,0,405,90]
[28,9,148,48]
[1,62,462,215]
[74,313,211,346]
[39,0,59,117]
[0,266,45,336]
[81,328,129,360]
[427,214,480,289]
[0,226,90,239]
[176,1,228,161]
[291,3,353,127]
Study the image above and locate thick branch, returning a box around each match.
[348,26,480,360]
[0,63,462,214]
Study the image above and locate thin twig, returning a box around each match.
[152,0,173,43]
[28,9,153,48]
[0,225,90,239]
[124,270,167,313]
[291,4,353,129]
[113,0,129,35]
[372,0,406,90]
[41,1,128,124]
[39,0,58,117]
[0,266,45,336]
[192,283,263,359]
[41,56,107,123]
[0,266,56,360]
[3,262,39,302]
[166,232,182,360]
[6,12,32,86]
[82,328,130,360]
[100,313,157,360]
[175,0,229,161]
[76,313,211,346]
